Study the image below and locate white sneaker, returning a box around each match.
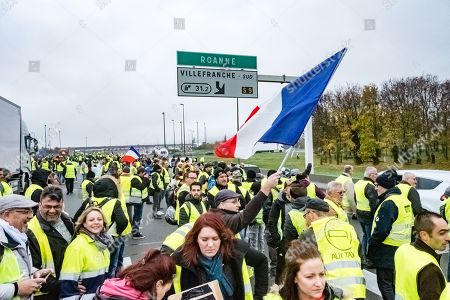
[156,211,164,216]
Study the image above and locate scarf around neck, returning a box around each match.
[198,253,234,297]
[0,218,28,248]
[79,227,113,251]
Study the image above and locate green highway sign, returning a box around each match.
[177,51,257,69]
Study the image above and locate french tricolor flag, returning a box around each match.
[215,48,347,159]
[121,146,140,163]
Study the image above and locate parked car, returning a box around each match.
[388,170,450,213]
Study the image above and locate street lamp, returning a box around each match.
[162,112,167,148]
[196,121,199,147]
[171,119,176,150]
[180,103,185,155]
[204,122,207,144]
[179,121,183,153]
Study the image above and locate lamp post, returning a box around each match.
[179,121,183,153]
[162,112,167,148]
[171,119,176,150]
[196,121,199,147]
[180,103,185,155]
[203,122,207,144]
[44,124,47,150]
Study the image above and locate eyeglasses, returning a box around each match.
[14,209,33,215]
[303,211,311,218]
[188,177,197,179]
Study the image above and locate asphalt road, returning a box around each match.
[62,180,450,300]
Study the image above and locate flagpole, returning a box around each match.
[277,146,294,172]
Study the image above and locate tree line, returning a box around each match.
[312,75,450,166]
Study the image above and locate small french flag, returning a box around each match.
[121,146,140,163]
[215,48,347,159]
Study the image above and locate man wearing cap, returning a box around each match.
[27,186,76,300]
[394,211,449,299]
[368,169,413,300]
[0,195,52,299]
[298,199,365,299]
[80,170,95,201]
[207,167,229,208]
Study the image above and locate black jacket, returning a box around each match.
[367,187,404,269]
[283,195,310,250]
[411,239,447,300]
[399,181,423,216]
[30,169,51,203]
[178,195,207,227]
[130,176,149,200]
[169,239,249,300]
[267,191,292,250]
[27,211,74,300]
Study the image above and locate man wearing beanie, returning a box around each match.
[368,169,413,300]
[80,170,95,200]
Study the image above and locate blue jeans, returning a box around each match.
[126,203,143,233]
[359,219,373,256]
[108,237,124,278]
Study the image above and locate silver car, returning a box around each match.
[394,170,450,213]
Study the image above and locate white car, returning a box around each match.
[394,170,450,213]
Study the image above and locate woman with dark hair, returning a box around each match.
[264,240,344,300]
[96,248,176,300]
[59,207,112,299]
[167,212,253,300]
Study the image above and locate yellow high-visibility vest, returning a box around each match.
[372,194,413,246]
[354,179,373,212]
[312,216,365,299]
[335,174,352,210]
[395,243,446,300]
[324,198,349,223]
[25,183,43,199]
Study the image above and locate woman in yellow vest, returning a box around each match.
[59,207,111,299]
[264,240,344,300]
[168,213,253,300]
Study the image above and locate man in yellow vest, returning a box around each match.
[178,182,207,226]
[26,186,76,300]
[354,166,379,260]
[128,167,149,239]
[335,164,356,218]
[207,168,229,208]
[62,161,76,195]
[368,169,413,300]
[25,169,53,204]
[324,181,349,222]
[0,168,13,196]
[395,211,449,299]
[300,198,365,299]
[283,180,310,249]
[296,163,326,199]
[80,170,95,200]
[0,194,51,299]
[150,164,165,219]
[397,171,423,216]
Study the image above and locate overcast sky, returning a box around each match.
[1,0,449,148]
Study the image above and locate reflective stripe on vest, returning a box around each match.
[288,210,307,235]
[180,201,207,224]
[59,233,109,282]
[25,184,43,199]
[307,182,317,198]
[65,164,76,179]
[395,244,446,300]
[175,184,191,222]
[130,176,148,199]
[0,246,21,300]
[335,174,352,210]
[119,175,132,202]
[312,216,365,299]
[324,199,349,223]
[354,180,373,212]
[81,180,93,200]
[372,194,413,246]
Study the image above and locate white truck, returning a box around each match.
[0,96,38,193]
